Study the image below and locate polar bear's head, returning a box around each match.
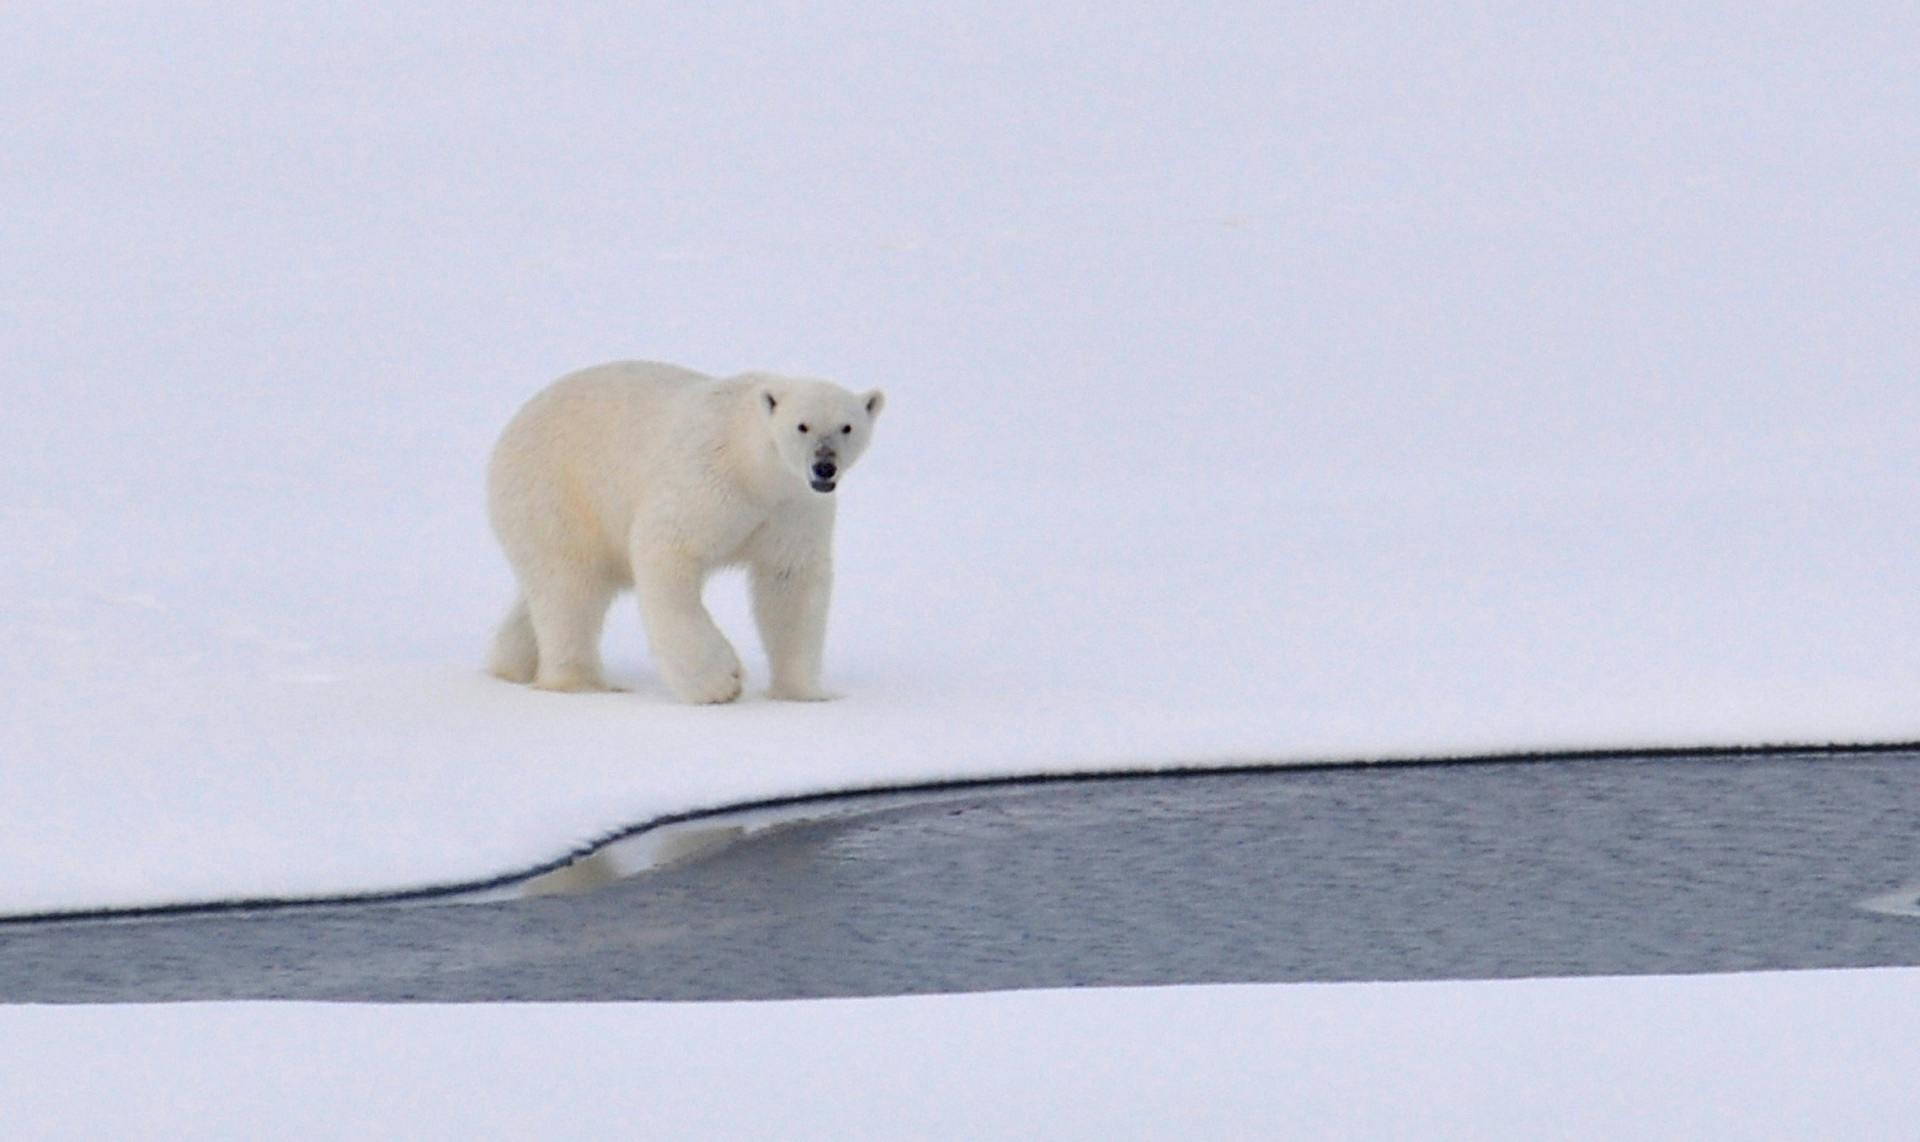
[759,379,885,495]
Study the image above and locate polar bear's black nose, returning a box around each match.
[812,460,837,480]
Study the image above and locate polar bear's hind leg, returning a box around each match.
[524,568,619,693]
[489,597,539,684]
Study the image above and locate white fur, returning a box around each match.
[487,361,883,703]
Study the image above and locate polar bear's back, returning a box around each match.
[487,360,726,566]
[515,359,712,429]
[553,358,712,396]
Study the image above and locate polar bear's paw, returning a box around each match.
[664,640,745,705]
[489,658,537,686]
[533,667,617,694]
[767,681,838,702]
[672,663,743,705]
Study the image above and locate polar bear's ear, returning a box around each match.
[863,390,885,419]
[762,389,779,415]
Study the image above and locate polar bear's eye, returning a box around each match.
[840,425,851,434]
[797,423,809,433]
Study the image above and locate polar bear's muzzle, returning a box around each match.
[809,458,838,493]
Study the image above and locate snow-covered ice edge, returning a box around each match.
[6,740,1912,925]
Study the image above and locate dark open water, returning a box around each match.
[4,751,1919,1002]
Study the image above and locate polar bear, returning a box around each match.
[486,360,884,703]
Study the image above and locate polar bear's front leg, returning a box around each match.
[752,557,834,701]
[633,553,744,704]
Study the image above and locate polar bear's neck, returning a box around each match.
[713,379,803,505]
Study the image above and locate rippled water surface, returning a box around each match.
[4,752,1919,1002]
